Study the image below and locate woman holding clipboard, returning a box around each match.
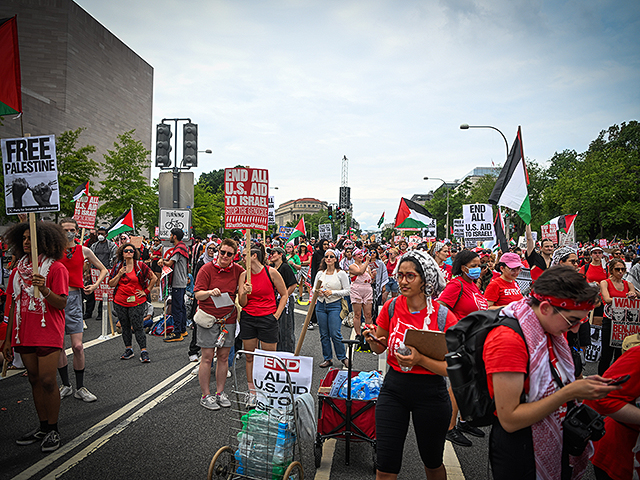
[363,250,457,480]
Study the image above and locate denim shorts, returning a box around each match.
[386,278,399,293]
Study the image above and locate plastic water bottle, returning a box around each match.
[396,342,412,372]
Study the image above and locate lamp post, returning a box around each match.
[198,149,212,154]
[424,177,449,240]
[459,124,509,159]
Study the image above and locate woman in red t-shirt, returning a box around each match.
[2,222,69,453]
[297,244,311,303]
[485,253,524,308]
[598,258,637,375]
[108,244,157,363]
[363,250,457,479]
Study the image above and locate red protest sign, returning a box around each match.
[74,196,99,229]
[540,224,557,243]
[224,168,269,230]
[91,268,113,301]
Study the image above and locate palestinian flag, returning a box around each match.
[545,213,577,233]
[107,208,134,239]
[394,197,434,230]
[488,126,531,224]
[72,181,90,202]
[377,211,385,228]
[494,207,509,253]
[0,16,22,116]
[288,217,306,242]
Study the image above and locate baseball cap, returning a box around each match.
[500,252,524,269]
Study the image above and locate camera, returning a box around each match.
[563,403,605,456]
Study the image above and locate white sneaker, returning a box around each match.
[74,387,97,402]
[59,385,73,399]
[227,370,232,378]
[191,365,200,375]
[200,394,220,410]
[188,354,198,362]
[216,392,231,408]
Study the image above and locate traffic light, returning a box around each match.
[183,123,198,167]
[328,206,333,219]
[156,123,172,168]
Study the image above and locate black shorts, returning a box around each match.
[375,368,451,473]
[14,346,61,357]
[239,311,279,344]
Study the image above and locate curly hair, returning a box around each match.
[5,221,67,260]
[452,250,479,277]
[115,243,140,263]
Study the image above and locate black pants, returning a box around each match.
[375,368,451,474]
[489,416,536,480]
[113,303,147,350]
[598,317,621,375]
[188,322,200,356]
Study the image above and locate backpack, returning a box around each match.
[150,315,174,336]
[444,308,525,427]
[386,296,449,331]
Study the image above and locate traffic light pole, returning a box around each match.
[160,117,191,209]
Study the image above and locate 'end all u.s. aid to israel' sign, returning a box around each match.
[224,168,269,230]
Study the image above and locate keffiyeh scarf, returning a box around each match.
[551,246,577,267]
[13,255,55,344]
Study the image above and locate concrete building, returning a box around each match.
[275,197,327,226]
[0,0,153,182]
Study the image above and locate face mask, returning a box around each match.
[97,235,105,242]
[466,266,482,279]
[66,231,76,242]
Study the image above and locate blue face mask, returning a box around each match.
[466,266,482,279]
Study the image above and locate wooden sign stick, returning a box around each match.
[294,278,322,356]
[245,230,252,286]
[29,213,40,298]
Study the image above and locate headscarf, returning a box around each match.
[199,241,217,264]
[396,249,444,316]
[551,245,577,267]
[324,248,338,259]
[432,242,446,253]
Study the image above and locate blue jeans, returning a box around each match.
[172,287,186,334]
[316,300,346,361]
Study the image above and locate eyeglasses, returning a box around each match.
[324,255,336,259]
[612,252,621,256]
[219,250,234,258]
[613,267,626,272]
[554,307,588,327]
[123,249,135,254]
[566,259,578,265]
[397,272,418,282]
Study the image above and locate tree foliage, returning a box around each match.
[97,130,158,233]
[192,181,224,237]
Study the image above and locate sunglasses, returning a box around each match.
[554,307,588,328]
[324,255,336,259]
[397,272,418,282]
[219,250,234,258]
[613,267,626,272]
[123,249,135,254]
[66,249,74,259]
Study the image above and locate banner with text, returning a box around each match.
[224,168,269,230]
[74,195,99,229]
[159,209,191,240]
[541,224,557,243]
[268,195,275,226]
[252,349,313,408]
[91,268,114,301]
[462,204,495,244]
[608,297,640,348]
[318,223,333,240]
[453,218,464,239]
[2,135,60,214]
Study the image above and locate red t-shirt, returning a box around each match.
[113,270,147,307]
[485,277,523,306]
[376,296,457,375]
[585,346,640,480]
[440,264,452,283]
[386,259,397,277]
[483,326,529,398]
[299,252,311,265]
[438,277,489,320]
[59,244,85,289]
[242,267,276,316]
[194,261,244,324]
[579,263,607,284]
[8,261,69,348]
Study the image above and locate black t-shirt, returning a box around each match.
[525,249,549,281]
[277,262,297,290]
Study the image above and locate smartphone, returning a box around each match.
[606,374,630,386]
[364,324,387,348]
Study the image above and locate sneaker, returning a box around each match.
[216,392,231,408]
[245,392,257,409]
[188,354,199,362]
[83,321,88,330]
[227,370,232,378]
[41,430,61,453]
[16,428,46,446]
[307,323,314,330]
[181,331,188,337]
[59,384,73,399]
[140,351,150,363]
[74,386,97,403]
[445,426,472,447]
[457,421,485,438]
[200,394,220,410]
[164,332,184,342]
[191,365,200,375]
[121,348,134,360]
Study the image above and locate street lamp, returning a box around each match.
[424,177,449,240]
[459,124,509,158]
[198,149,212,154]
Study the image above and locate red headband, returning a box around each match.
[531,292,594,311]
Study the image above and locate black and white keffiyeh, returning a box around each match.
[551,246,577,267]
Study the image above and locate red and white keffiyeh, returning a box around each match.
[12,255,54,344]
[503,298,593,480]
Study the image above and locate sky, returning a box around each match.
[76,0,640,231]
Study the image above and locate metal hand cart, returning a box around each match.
[314,340,377,471]
[208,351,304,480]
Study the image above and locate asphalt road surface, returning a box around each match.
[1,303,599,479]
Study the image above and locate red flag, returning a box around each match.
[0,16,22,115]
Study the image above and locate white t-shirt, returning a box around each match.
[315,270,351,304]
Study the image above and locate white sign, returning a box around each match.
[608,297,640,348]
[462,204,495,243]
[252,349,313,408]
[318,223,332,240]
[159,209,191,241]
[2,135,60,214]
[420,217,437,237]
[453,218,464,239]
[268,195,275,226]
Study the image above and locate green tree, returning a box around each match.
[192,181,224,236]
[97,130,158,233]
[56,128,98,220]
[199,169,225,194]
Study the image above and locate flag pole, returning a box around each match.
[245,230,252,286]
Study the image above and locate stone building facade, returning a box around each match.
[275,197,327,226]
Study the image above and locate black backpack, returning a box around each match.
[444,308,525,427]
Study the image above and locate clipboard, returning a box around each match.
[404,329,448,361]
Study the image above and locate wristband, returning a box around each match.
[43,288,52,298]
[144,289,150,295]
